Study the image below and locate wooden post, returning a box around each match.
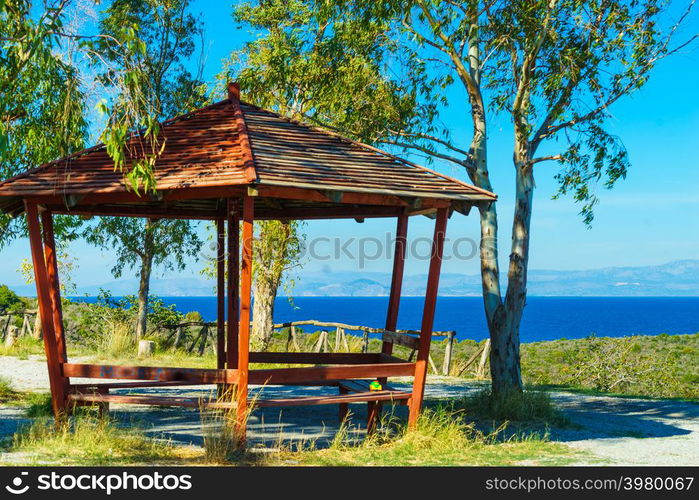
[41,211,68,364]
[5,325,19,348]
[291,325,300,351]
[476,338,491,379]
[235,194,254,443]
[25,202,67,418]
[338,386,349,423]
[367,401,379,435]
[361,330,369,353]
[373,215,408,432]
[227,200,240,369]
[383,214,408,352]
[216,218,225,370]
[443,331,455,376]
[0,315,9,341]
[33,312,42,339]
[408,207,448,429]
[198,325,209,355]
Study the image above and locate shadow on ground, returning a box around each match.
[1,379,697,464]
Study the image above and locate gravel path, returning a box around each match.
[1,355,697,465]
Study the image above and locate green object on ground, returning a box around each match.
[369,380,382,391]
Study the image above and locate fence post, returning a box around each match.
[442,331,455,376]
[361,330,369,353]
[0,315,9,341]
[5,325,19,348]
[476,338,491,379]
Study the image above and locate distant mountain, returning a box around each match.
[290,260,699,296]
[5,260,699,297]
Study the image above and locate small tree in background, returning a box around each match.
[251,220,305,348]
[84,218,201,340]
[199,219,305,349]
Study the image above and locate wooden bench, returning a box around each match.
[69,378,411,432]
[337,379,411,432]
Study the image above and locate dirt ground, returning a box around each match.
[1,355,697,465]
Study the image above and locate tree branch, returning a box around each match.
[380,138,470,168]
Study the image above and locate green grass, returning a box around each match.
[0,336,45,359]
[0,376,19,402]
[270,404,581,466]
[6,416,201,466]
[457,388,573,428]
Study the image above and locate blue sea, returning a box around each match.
[73,296,699,342]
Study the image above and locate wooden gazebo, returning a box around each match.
[0,83,496,441]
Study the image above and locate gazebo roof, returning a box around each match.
[0,89,496,220]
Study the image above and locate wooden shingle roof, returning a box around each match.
[0,93,495,220]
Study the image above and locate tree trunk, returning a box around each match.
[490,140,535,395]
[252,274,277,349]
[251,220,295,349]
[467,120,522,396]
[135,224,155,342]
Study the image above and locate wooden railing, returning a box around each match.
[157,319,457,376]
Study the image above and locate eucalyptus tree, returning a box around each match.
[83,0,207,339]
[477,0,697,390]
[232,0,696,394]
[248,220,305,348]
[0,0,87,245]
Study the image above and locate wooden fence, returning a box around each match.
[0,310,38,346]
[157,319,458,376]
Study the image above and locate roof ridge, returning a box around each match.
[238,101,496,200]
[228,87,258,183]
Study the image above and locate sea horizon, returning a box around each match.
[71,295,699,343]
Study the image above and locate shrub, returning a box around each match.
[0,284,22,313]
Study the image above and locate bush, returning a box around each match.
[63,290,184,355]
[0,284,22,313]
[521,334,698,400]
[563,336,688,397]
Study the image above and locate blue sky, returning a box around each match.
[1,1,698,288]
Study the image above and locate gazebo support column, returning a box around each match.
[408,207,448,429]
[368,214,408,432]
[226,201,239,369]
[383,214,408,352]
[235,194,254,443]
[41,210,68,364]
[25,202,68,417]
[216,218,226,370]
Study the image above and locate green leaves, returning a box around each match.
[485,0,684,224]
[227,0,452,155]
[0,0,87,246]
